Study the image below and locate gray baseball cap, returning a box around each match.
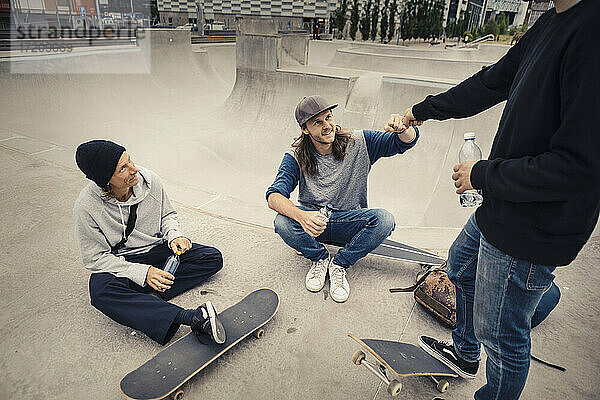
[294,95,338,127]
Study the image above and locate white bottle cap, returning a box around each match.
[464,132,476,140]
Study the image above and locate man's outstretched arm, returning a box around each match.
[401,18,545,126]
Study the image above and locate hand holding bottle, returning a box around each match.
[170,237,191,254]
[146,266,174,292]
[452,161,476,194]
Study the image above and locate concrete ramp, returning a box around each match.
[0,30,234,148]
[328,47,494,81]
[1,22,506,245]
[1,21,598,400]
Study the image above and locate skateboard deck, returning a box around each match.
[318,238,444,266]
[382,238,441,259]
[120,288,279,400]
[372,240,445,266]
[349,333,458,396]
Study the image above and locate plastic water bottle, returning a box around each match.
[319,204,334,218]
[459,132,483,208]
[163,252,180,275]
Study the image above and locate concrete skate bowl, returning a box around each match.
[327,43,510,82]
[194,19,506,245]
[0,29,235,154]
[1,22,506,247]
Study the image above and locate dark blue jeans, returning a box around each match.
[89,243,222,345]
[274,207,396,268]
[448,213,557,400]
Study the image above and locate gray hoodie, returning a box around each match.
[73,166,185,286]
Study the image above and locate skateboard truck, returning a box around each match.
[349,334,456,397]
[352,349,450,396]
[352,350,403,396]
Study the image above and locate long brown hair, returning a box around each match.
[293,124,354,177]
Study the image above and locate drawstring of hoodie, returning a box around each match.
[118,204,127,240]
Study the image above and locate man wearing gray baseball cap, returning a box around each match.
[265,95,419,302]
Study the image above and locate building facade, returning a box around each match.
[443,0,488,30]
[526,0,553,26]
[158,0,337,30]
[2,0,150,29]
[483,0,528,26]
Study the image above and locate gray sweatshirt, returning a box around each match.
[73,166,185,286]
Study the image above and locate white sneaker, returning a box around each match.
[329,261,350,303]
[305,257,329,292]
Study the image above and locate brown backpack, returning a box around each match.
[390,262,456,329]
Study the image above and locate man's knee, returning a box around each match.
[274,213,296,237]
[186,245,223,271]
[446,239,475,284]
[446,241,461,281]
[209,247,223,270]
[371,209,396,235]
[202,246,224,270]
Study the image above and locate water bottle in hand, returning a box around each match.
[163,252,180,276]
[459,132,483,207]
[319,204,334,218]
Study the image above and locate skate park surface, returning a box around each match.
[1,19,598,400]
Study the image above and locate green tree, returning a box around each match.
[334,0,349,39]
[350,0,360,40]
[413,0,425,39]
[406,0,419,40]
[360,0,372,40]
[400,7,410,43]
[452,9,470,39]
[151,0,159,24]
[446,19,455,38]
[497,12,508,34]
[371,0,380,41]
[380,0,389,42]
[431,0,444,39]
[388,0,397,42]
[482,18,500,37]
[520,22,528,33]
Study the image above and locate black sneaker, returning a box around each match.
[191,301,226,344]
[419,335,479,379]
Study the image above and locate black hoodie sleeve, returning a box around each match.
[410,15,546,122]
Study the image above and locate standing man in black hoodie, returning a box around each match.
[386,0,600,399]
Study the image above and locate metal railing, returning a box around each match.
[464,33,495,48]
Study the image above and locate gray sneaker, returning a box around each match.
[306,257,329,292]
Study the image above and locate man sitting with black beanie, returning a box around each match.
[73,139,226,345]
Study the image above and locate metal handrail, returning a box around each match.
[463,33,495,48]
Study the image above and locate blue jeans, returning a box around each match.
[273,207,395,268]
[448,213,556,400]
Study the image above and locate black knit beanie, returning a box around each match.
[75,140,126,187]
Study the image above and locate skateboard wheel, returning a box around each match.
[436,379,449,393]
[173,389,184,400]
[352,350,366,365]
[387,379,402,396]
[253,329,264,339]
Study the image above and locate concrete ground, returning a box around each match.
[1,24,599,400]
